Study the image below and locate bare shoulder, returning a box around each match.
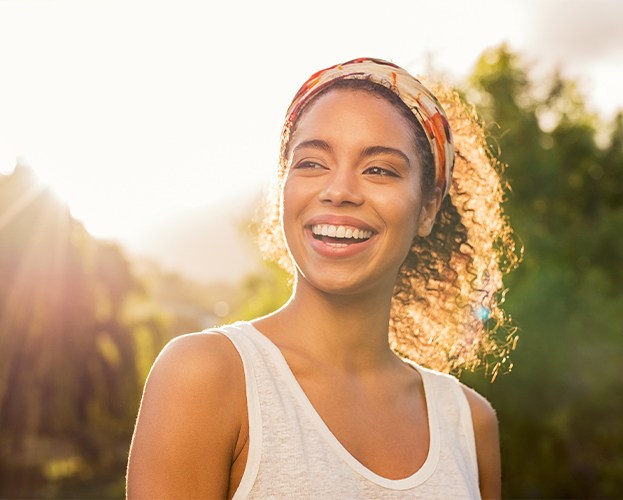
[140,331,246,415]
[460,383,498,429]
[149,331,244,391]
[127,331,246,499]
[460,383,501,499]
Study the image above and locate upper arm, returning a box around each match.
[126,332,246,499]
[461,384,501,500]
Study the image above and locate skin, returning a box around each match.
[126,89,501,499]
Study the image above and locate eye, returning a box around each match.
[363,166,399,177]
[294,160,325,170]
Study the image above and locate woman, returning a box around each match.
[127,58,517,499]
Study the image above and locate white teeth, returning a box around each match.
[310,224,373,240]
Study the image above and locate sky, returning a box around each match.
[1,0,622,246]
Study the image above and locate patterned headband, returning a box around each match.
[285,57,455,198]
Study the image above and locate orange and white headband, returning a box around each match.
[285,57,455,198]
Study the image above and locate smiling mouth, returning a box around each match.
[310,224,374,247]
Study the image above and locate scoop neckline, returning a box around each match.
[237,321,440,490]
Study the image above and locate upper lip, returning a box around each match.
[305,214,377,233]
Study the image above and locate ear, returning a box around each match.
[416,187,443,237]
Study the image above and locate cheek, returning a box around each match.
[389,194,422,239]
[280,178,297,224]
[280,178,307,241]
[281,175,316,215]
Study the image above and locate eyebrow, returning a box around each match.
[360,146,411,168]
[291,139,333,155]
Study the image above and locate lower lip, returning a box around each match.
[305,228,376,258]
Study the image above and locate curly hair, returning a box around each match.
[258,77,520,377]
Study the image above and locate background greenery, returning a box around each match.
[1,45,621,498]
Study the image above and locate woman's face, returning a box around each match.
[281,89,440,297]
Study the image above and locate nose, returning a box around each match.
[318,168,364,206]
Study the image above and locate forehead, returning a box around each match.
[288,88,416,153]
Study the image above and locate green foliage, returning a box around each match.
[226,260,292,322]
[133,260,237,337]
[461,45,623,498]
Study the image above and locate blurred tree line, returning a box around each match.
[459,45,623,498]
[0,44,621,498]
[0,166,233,497]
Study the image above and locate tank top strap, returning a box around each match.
[410,363,479,483]
[206,322,266,498]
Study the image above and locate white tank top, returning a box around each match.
[213,321,481,499]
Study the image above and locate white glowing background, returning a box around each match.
[1,0,621,243]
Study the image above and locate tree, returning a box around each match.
[0,165,167,497]
[462,45,623,498]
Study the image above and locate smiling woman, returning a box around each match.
[126,58,518,499]
[281,89,435,297]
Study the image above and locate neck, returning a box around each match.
[258,274,399,373]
